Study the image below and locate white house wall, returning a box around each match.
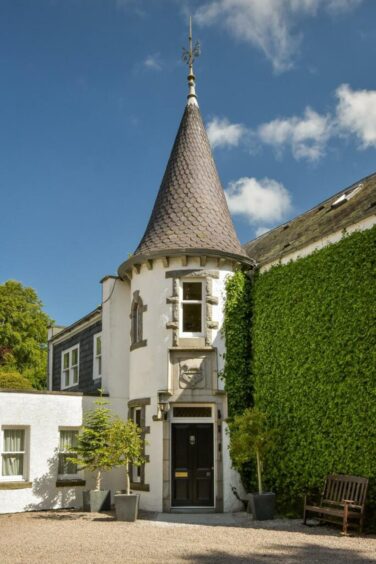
[0,392,132,514]
[0,392,91,514]
[222,421,246,512]
[101,276,130,402]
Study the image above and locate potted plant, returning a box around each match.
[68,396,113,512]
[108,418,146,522]
[229,407,276,520]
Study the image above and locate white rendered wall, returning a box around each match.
[0,393,91,514]
[0,392,131,514]
[101,277,130,401]
[222,421,246,512]
[127,256,235,511]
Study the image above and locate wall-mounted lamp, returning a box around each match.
[153,391,171,421]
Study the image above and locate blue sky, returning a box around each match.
[1,0,375,325]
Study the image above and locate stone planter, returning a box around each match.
[114,492,140,522]
[248,492,276,520]
[82,490,111,513]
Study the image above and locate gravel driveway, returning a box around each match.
[0,510,375,563]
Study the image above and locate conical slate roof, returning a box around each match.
[134,102,247,258]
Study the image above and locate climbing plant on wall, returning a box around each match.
[252,226,376,520]
[223,226,376,524]
[222,270,253,418]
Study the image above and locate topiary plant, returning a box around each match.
[229,407,276,494]
[68,396,113,490]
[108,419,146,494]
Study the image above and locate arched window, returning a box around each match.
[130,291,147,350]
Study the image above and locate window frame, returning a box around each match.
[179,279,205,337]
[131,300,142,345]
[0,426,28,482]
[130,292,147,351]
[93,332,102,380]
[57,428,80,480]
[61,344,80,389]
[131,408,142,483]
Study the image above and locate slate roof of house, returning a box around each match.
[133,102,247,260]
[48,306,102,342]
[243,172,376,267]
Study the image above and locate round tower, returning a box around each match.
[114,24,254,512]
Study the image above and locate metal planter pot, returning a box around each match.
[114,492,140,522]
[248,492,276,520]
[82,490,111,513]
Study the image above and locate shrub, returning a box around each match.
[0,370,33,390]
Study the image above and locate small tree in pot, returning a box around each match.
[68,396,113,512]
[108,418,146,521]
[229,407,276,520]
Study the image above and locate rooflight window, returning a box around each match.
[331,183,364,209]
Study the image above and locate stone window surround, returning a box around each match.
[130,291,147,352]
[165,270,219,347]
[180,279,205,338]
[128,398,150,492]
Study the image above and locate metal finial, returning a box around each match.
[182,16,200,104]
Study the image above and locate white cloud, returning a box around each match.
[255,226,271,237]
[143,54,162,71]
[336,84,376,148]
[195,0,362,72]
[225,177,292,224]
[207,117,246,149]
[258,107,332,161]
[325,0,363,13]
[206,84,376,163]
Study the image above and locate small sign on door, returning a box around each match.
[175,471,188,478]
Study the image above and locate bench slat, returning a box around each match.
[304,474,368,534]
[305,504,361,518]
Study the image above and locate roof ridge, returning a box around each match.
[244,171,376,245]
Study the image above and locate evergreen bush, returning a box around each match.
[0,369,34,390]
[68,396,113,490]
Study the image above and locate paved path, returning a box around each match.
[0,510,375,563]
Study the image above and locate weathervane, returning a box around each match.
[182,16,200,102]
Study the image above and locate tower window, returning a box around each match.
[181,281,204,336]
[130,291,147,351]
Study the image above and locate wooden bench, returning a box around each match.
[303,474,368,534]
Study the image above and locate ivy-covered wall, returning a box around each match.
[222,270,253,417]
[224,226,376,522]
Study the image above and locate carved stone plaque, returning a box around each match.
[179,360,205,389]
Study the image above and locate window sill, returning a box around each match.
[0,481,32,490]
[130,339,147,352]
[130,482,150,492]
[56,479,86,488]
